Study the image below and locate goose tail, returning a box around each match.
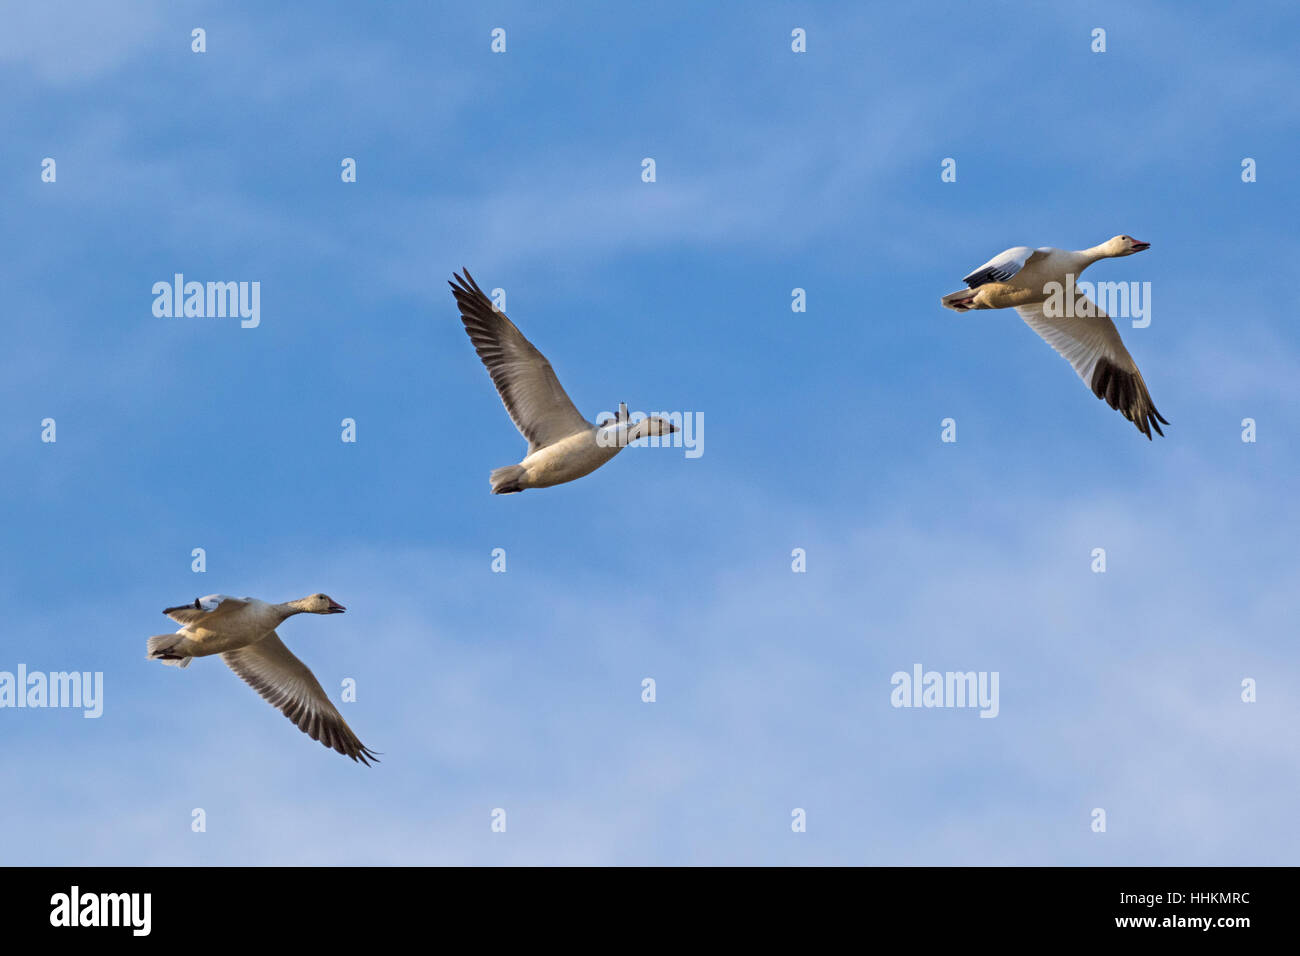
[147,633,192,668]
[489,464,527,495]
[941,288,979,312]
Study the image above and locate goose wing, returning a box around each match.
[962,246,1042,288]
[222,633,378,765]
[449,270,591,454]
[163,594,248,627]
[1015,301,1168,439]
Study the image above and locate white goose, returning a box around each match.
[146,593,377,764]
[941,236,1168,439]
[450,270,679,493]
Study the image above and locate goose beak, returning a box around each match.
[1131,240,1150,251]
[327,602,347,614]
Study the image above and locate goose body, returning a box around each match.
[941,235,1168,439]
[449,270,678,493]
[515,426,619,488]
[145,592,377,764]
[149,595,289,657]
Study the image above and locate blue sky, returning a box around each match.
[2,0,1297,864]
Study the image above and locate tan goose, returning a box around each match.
[450,269,679,492]
[146,593,378,765]
[941,236,1168,439]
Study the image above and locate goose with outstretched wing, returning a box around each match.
[450,269,679,492]
[941,236,1167,439]
[146,593,378,764]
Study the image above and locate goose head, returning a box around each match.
[288,593,347,614]
[1104,235,1151,257]
[628,415,680,440]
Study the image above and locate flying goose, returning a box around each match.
[146,593,378,764]
[450,270,679,493]
[941,236,1168,439]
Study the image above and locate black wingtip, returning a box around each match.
[449,269,485,298]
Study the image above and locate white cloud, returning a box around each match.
[0,1,166,85]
